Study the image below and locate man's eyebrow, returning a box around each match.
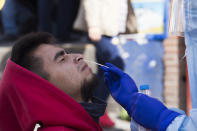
[54,50,65,61]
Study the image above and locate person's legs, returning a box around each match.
[1,0,36,43]
[93,36,125,101]
[93,36,125,128]
[37,0,52,33]
[57,0,80,42]
[0,0,18,42]
[16,1,35,35]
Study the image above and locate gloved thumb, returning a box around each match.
[105,63,124,76]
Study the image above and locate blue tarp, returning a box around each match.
[117,39,164,101]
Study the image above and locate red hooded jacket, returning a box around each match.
[0,59,103,131]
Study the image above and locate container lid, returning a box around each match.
[140,85,149,90]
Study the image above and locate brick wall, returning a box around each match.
[163,36,187,111]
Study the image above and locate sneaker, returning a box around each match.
[0,34,17,43]
[99,111,115,128]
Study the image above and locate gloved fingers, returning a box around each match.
[104,77,110,86]
[104,72,113,84]
[104,73,118,94]
[105,72,118,86]
[101,63,121,80]
[101,64,121,79]
[104,72,110,79]
[104,69,120,82]
[101,65,117,80]
[104,72,120,90]
[105,63,117,68]
[100,65,109,72]
[104,73,113,88]
[105,63,124,76]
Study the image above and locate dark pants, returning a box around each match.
[93,36,125,101]
[37,0,80,41]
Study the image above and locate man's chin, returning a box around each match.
[81,74,99,102]
[86,73,94,82]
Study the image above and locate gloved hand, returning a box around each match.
[101,63,181,131]
[101,63,138,115]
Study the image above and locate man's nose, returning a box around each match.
[74,54,83,63]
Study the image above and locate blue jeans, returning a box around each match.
[1,0,32,35]
[120,40,164,101]
[38,0,80,40]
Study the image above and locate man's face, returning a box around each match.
[33,44,94,102]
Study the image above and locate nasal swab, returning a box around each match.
[83,59,109,68]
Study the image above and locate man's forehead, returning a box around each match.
[36,44,62,52]
[33,44,63,58]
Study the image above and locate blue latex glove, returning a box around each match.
[101,63,138,115]
[101,63,181,131]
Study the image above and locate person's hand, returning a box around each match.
[88,27,101,42]
[101,63,138,113]
[101,63,181,131]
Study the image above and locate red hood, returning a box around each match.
[0,59,102,131]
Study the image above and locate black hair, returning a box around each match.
[11,32,56,80]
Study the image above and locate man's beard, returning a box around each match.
[81,74,99,102]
